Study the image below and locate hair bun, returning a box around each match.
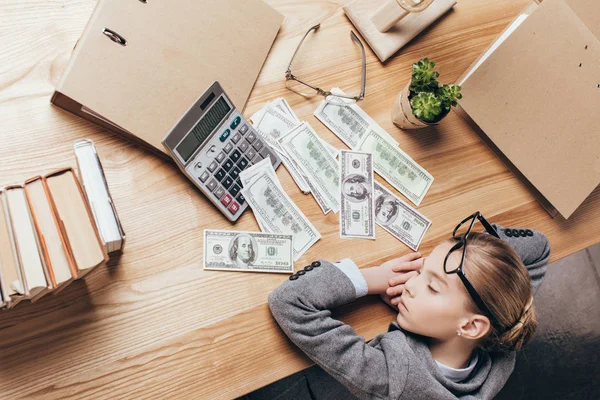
[499,295,537,352]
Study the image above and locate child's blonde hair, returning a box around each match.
[446,232,537,352]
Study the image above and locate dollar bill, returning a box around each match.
[280,122,341,213]
[252,104,312,193]
[239,157,277,188]
[340,150,375,239]
[240,171,321,261]
[373,182,431,250]
[314,88,398,149]
[273,98,300,123]
[204,230,294,273]
[357,129,433,206]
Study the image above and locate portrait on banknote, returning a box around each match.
[228,234,258,269]
[342,173,371,202]
[374,193,400,226]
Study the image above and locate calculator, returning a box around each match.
[162,81,281,222]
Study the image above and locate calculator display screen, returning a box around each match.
[176,96,231,162]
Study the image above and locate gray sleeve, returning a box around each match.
[492,224,551,295]
[268,260,396,400]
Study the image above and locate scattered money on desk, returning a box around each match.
[240,160,321,261]
[203,230,294,273]
[373,182,431,250]
[315,88,398,149]
[280,122,341,213]
[251,100,339,196]
[340,150,376,239]
[357,130,433,206]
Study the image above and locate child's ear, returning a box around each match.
[459,315,491,340]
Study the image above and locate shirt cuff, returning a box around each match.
[334,258,369,298]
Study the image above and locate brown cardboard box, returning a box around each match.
[455,0,600,219]
[51,0,283,156]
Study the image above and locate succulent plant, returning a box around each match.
[410,58,440,93]
[410,92,442,123]
[408,58,462,123]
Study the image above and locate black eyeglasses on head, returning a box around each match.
[443,211,501,329]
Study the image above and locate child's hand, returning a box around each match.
[380,252,422,307]
[361,252,422,296]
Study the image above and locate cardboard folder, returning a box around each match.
[455,0,600,219]
[52,0,283,156]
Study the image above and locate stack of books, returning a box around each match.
[0,140,125,309]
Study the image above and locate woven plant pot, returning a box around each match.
[391,81,440,130]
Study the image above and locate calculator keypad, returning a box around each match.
[183,111,280,222]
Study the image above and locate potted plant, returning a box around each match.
[392,58,462,129]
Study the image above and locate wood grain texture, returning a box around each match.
[0,0,598,398]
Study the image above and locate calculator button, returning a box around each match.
[224,143,233,153]
[193,161,202,171]
[236,193,246,205]
[216,151,226,163]
[223,158,235,171]
[220,193,233,207]
[228,201,241,215]
[215,168,227,181]
[260,148,277,165]
[230,116,242,130]
[239,141,249,152]
[230,166,241,180]
[252,140,264,151]
[231,132,242,144]
[220,129,231,142]
[199,171,210,183]
[206,179,218,192]
[229,184,241,197]
[222,175,234,189]
[214,186,226,199]
[239,124,249,135]
[235,178,242,188]
[230,149,242,163]
[246,132,257,144]
[246,148,257,160]
[208,161,218,172]
[252,154,264,164]
[237,157,249,170]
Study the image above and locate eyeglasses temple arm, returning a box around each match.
[286,23,321,74]
[350,30,367,100]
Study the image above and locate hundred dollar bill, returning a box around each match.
[373,182,431,251]
[253,104,312,193]
[240,172,321,261]
[357,129,433,206]
[340,150,375,239]
[314,88,398,149]
[251,98,299,125]
[204,230,294,273]
[280,122,341,213]
[273,98,300,123]
[239,157,277,188]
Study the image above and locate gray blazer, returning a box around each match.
[268,224,550,399]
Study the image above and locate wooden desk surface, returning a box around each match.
[0,0,598,398]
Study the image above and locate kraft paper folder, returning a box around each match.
[51,0,284,156]
[455,0,600,219]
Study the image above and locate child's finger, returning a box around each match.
[399,251,421,262]
[391,257,423,272]
[386,284,404,297]
[389,271,418,286]
[391,296,401,305]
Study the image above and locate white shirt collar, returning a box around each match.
[435,351,479,382]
